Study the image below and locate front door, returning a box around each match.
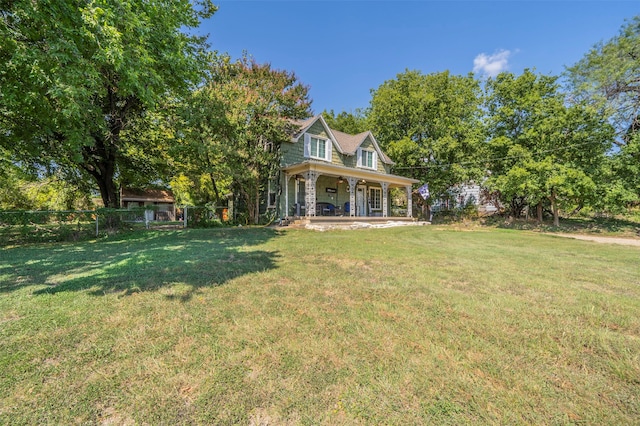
[356,185,366,216]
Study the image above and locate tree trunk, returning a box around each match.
[537,202,543,223]
[81,138,119,208]
[254,184,260,225]
[550,191,560,227]
[96,176,120,208]
[204,151,221,203]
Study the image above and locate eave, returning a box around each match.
[281,160,419,187]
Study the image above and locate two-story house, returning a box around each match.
[273,115,419,220]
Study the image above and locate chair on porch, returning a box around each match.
[344,202,350,214]
[316,202,336,216]
[323,203,335,216]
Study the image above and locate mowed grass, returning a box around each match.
[1,227,639,424]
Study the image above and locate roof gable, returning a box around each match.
[291,115,393,164]
[334,130,393,165]
[291,115,343,154]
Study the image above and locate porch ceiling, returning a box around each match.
[282,161,419,187]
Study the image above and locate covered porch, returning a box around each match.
[280,161,419,220]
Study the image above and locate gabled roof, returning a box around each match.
[291,115,342,153]
[121,188,175,203]
[291,115,394,164]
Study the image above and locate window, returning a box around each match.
[357,148,377,169]
[310,137,326,159]
[369,187,382,210]
[304,134,332,161]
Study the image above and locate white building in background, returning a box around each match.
[432,183,499,215]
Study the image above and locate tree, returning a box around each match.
[368,70,485,214]
[485,70,613,225]
[566,16,640,146]
[566,16,640,207]
[0,151,92,210]
[171,57,234,206]
[175,55,311,224]
[0,0,215,207]
[321,109,369,134]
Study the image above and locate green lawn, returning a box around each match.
[1,227,639,424]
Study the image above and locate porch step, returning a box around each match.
[284,216,422,229]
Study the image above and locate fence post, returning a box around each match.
[184,206,188,228]
[95,211,99,237]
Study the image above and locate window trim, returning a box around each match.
[304,134,332,162]
[310,136,327,160]
[357,148,377,170]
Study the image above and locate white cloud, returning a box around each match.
[473,50,512,77]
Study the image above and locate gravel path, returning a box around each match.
[550,233,640,247]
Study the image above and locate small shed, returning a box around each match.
[120,188,176,221]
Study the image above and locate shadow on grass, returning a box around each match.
[1,227,281,301]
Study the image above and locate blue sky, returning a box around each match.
[198,1,638,114]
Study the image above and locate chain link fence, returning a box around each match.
[0,206,232,246]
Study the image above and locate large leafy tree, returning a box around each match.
[567,16,640,204]
[0,0,215,207]
[566,15,640,145]
[485,70,613,225]
[368,70,485,211]
[175,56,311,223]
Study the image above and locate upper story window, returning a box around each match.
[310,137,326,159]
[304,134,332,162]
[357,148,377,170]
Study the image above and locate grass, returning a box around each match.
[432,210,640,238]
[1,226,639,424]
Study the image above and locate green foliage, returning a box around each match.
[566,15,640,145]
[609,133,640,204]
[484,70,614,223]
[321,109,369,134]
[0,207,168,245]
[0,0,215,207]
[368,70,485,205]
[0,157,93,210]
[184,206,224,228]
[0,210,96,245]
[567,16,640,206]
[174,55,311,223]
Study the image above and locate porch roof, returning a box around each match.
[281,160,419,187]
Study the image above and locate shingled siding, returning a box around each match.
[281,139,303,166]
[281,121,328,166]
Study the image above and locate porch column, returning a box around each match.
[303,171,319,217]
[284,173,289,217]
[381,182,389,218]
[347,177,358,217]
[406,185,413,218]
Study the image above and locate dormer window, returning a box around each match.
[357,148,377,170]
[304,134,332,162]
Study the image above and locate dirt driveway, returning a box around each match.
[550,233,640,247]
